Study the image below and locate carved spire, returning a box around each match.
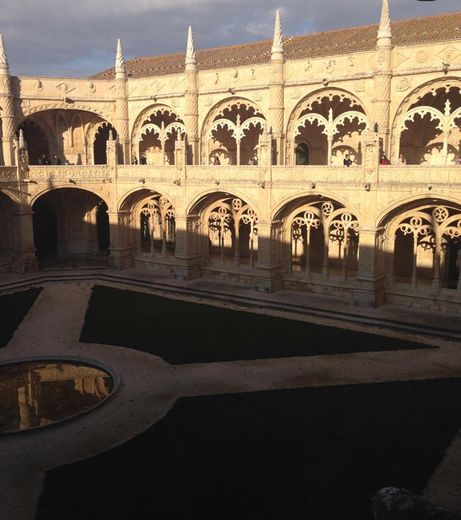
[271,9,283,56]
[115,38,125,77]
[185,26,196,67]
[0,33,9,73]
[377,0,392,42]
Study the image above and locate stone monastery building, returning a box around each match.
[1,0,461,313]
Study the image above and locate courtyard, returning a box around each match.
[1,270,461,519]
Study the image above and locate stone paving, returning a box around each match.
[1,276,461,518]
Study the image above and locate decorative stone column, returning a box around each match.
[114,39,130,165]
[184,27,199,165]
[269,10,285,165]
[362,130,380,184]
[255,129,284,292]
[174,213,202,280]
[11,207,38,273]
[108,209,134,269]
[353,227,385,307]
[372,0,393,159]
[0,34,15,166]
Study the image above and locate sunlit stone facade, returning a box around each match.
[1,1,461,313]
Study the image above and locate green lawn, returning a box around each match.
[0,288,42,348]
[80,285,429,364]
[37,378,461,520]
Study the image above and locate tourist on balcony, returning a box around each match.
[38,153,50,165]
[380,154,391,165]
[140,153,147,165]
[343,154,352,167]
[131,155,138,165]
[398,153,406,165]
[213,155,221,165]
[52,154,62,165]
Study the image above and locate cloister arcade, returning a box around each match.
[1,7,461,314]
[286,90,369,166]
[382,200,461,292]
[275,197,360,281]
[201,99,266,165]
[131,106,185,165]
[17,110,118,165]
[119,189,176,267]
[396,82,461,166]
[194,194,259,268]
[31,188,110,267]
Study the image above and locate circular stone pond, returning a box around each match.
[0,359,117,434]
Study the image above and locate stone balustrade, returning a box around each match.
[378,165,461,186]
[1,163,461,188]
[0,166,18,182]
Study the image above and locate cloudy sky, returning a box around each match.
[1,0,460,78]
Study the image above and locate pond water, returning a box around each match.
[0,360,115,433]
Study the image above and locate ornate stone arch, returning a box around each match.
[390,77,461,164]
[286,88,369,166]
[272,191,360,223]
[379,198,461,290]
[30,185,111,208]
[131,104,184,144]
[188,191,259,268]
[118,186,176,213]
[273,194,360,280]
[130,104,185,165]
[18,107,117,165]
[187,188,258,217]
[19,102,114,127]
[200,97,267,165]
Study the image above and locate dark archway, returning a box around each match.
[94,123,118,165]
[32,189,110,268]
[96,201,110,252]
[0,192,19,270]
[18,120,50,165]
[295,143,310,165]
[33,197,57,263]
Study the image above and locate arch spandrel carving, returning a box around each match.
[130,104,184,145]
[19,102,114,127]
[200,97,267,166]
[286,89,368,166]
[286,88,369,138]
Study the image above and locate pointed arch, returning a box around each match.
[200,97,267,165]
[286,88,369,166]
[391,78,461,164]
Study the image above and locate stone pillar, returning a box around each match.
[255,130,283,292]
[372,0,393,159]
[362,130,380,184]
[0,34,15,166]
[184,27,199,165]
[353,227,385,307]
[175,137,187,182]
[269,10,285,165]
[174,213,202,280]
[258,127,273,185]
[106,132,118,168]
[11,208,38,273]
[108,209,134,269]
[114,39,130,164]
[255,219,284,293]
